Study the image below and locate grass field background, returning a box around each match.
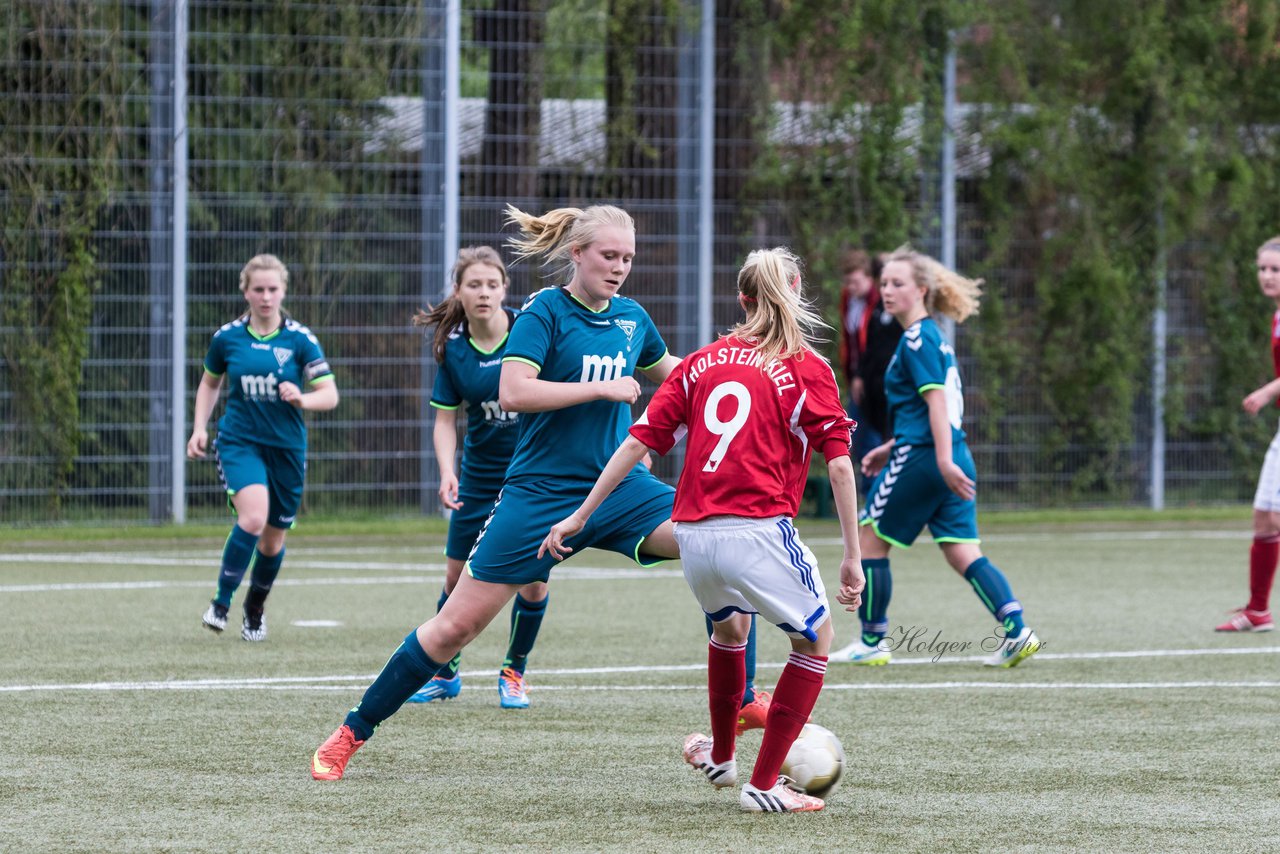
[3,510,1279,852]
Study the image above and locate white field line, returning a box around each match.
[0,553,449,571]
[0,566,683,593]
[0,527,1251,567]
[3,679,1277,694]
[2,647,1278,694]
[0,522,1244,588]
[0,527,1244,560]
[805,528,1249,546]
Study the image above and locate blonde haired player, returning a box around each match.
[832,247,1041,667]
[188,254,339,641]
[541,247,865,812]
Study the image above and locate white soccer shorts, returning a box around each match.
[673,515,830,641]
[1255,417,1280,512]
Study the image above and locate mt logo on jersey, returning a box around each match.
[580,351,627,383]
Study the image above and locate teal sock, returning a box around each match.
[214,525,259,607]
[858,557,892,644]
[435,587,461,680]
[503,592,547,675]
[346,630,444,740]
[963,556,1026,636]
[706,614,758,706]
[243,547,284,614]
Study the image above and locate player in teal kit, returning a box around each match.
[832,247,1041,668]
[188,254,338,642]
[406,245,550,708]
[312,204,743,781]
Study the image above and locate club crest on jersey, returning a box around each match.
[614,319,637,341]
[273,347,293,368]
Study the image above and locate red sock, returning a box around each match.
[749,652,826,790]
[707,640,745,765]
[1248,534,1280,613]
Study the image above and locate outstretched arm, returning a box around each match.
[539,435,653,560]
[1244,377,1280,415]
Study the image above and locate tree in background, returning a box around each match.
[0,2,129,514]
[968,1,1280,500]
[474,0,545,202]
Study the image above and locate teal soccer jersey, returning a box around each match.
[883,316,966,447]
[431,308,520,492]
[501,287,669,484]
[203,317,334,449]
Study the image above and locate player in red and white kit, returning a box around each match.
[1218,236,1280,633]
[540,247,865,812]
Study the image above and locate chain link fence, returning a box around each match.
[0,0,1246,526]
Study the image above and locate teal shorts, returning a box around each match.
[860,441,979,549]
[445,482,500,562]
[213,433,305,529]
[466,473,675,585]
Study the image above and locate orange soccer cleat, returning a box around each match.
[735,690,772,736]
[311,724,365,781]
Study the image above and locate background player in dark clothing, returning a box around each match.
[838,250,901,488]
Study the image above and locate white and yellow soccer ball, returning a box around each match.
[779,723,844,797]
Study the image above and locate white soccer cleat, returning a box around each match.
[740,776,824,812]
[831,638,891,666]
[202,601,228,633]
[241,608,267,642]
[682,733,737,789]
[983,627,1041,668]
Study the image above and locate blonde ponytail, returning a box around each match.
[730,247,829,367]
[505,203,634,281]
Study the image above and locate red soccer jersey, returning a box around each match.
[1272,311,1280,408]
[630,336,855,522]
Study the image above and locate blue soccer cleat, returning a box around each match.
[406,674,462,704]
[497,667,530,709]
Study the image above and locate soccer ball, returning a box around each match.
[779,723,844,797]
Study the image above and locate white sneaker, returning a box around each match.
[740,776,824,812]
[682,733,737,789]
[241,609,267,642]
[202,601,228,633]
[983,627,1041,668]
[831,638,891,665]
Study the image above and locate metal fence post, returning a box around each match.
[149,0,174,523]
[171,0,189,523]
[419,0,453,515]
